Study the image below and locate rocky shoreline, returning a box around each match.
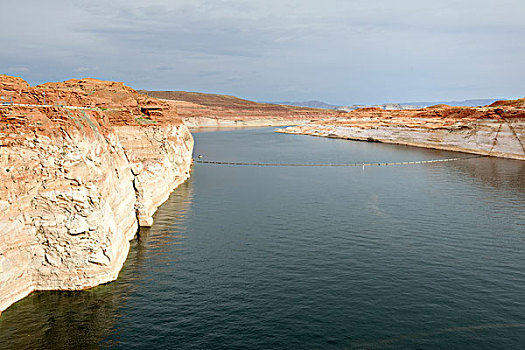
[0,76,193,314]
[277,104,525,160]
[183,116,312,128]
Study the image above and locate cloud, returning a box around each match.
[6,67,30,73]
[0,0,524,104]
[74,66,100,73]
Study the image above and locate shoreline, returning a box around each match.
[183,117,313,128]
[276,119,525,161]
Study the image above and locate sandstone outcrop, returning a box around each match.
[277,103,525,160]
[0,76,193,314]
[140,90,343,127]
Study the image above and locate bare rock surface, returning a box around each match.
[0,76,193,314]
[277,103,525,160]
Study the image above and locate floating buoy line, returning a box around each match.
[193,155,485,167]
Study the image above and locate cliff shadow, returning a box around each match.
[0,179,194,350]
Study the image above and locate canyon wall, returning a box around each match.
[182,116,314,128]
[136,90,525,160]
[114,125,193,226]
[0,76,193,314]
[140,90,343,128]
[277,105,525,160]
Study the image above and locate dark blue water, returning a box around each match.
[1,127,524,349]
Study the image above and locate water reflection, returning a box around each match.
[138,180,194,253]
[0,249,138,349]
[0,179,194,350]
[445,156,525,191]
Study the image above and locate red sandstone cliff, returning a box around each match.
[0,76,193,314]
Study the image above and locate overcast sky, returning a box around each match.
[1,0,524,104]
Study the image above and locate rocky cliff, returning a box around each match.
[140,90,343,127]
[0,76,193,314]
[277,104,525,160]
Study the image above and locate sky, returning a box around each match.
[1,0,524,105]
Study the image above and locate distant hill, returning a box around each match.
[140,91,343,112]
[138,91,343,123]
[140,90,277,109]
[489,97,525,108]
[141,91,511,111]
[266,100,340,109]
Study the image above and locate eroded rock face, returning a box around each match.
[277,104,525,160]
[0,76,193,313]
[115,125,193,226]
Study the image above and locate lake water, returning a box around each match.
[1,127,524,349]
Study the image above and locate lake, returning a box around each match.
[1,127,524,349]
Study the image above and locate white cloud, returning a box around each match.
[74,66,100,73]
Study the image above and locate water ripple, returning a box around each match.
[1,128,524,350]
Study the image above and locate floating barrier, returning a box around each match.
[194,155,485,167]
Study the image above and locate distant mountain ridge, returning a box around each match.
[140,91,510,111]
[269,100,339,109]
[266,98,509,110]
[139,91,336,111]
